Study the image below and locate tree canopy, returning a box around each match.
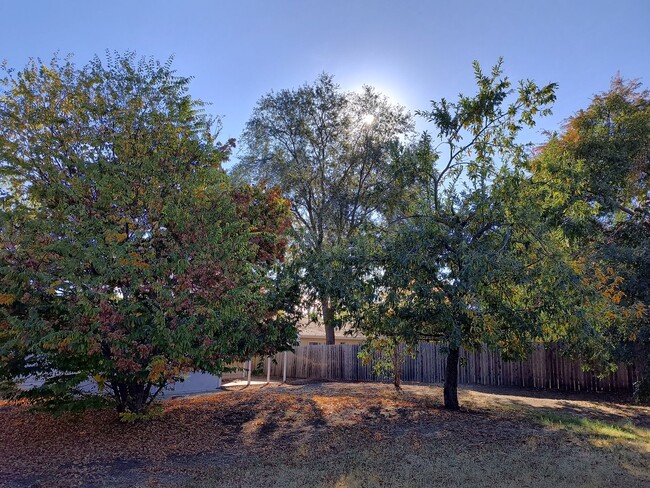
[528,76,649,401]
[347,61,625,409]
[235,73,414,343]
[0,53,299,415]
[1,52,646,417]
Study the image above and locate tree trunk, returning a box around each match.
[110,380,153,414]
[633,355,650,404]
[444,345,460,410]
[321,298,336,345]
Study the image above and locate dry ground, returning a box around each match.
[1,381,649,487]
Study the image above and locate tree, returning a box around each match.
[235,74,413,344]
[351,60,620,409]
[528,76,649,402]
[0,53,298,415]
[357,328,416,390]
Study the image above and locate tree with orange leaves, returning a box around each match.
[529,76,649,402]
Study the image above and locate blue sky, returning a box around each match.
[1,0,648,163]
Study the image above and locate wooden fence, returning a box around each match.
[263,343,635,392]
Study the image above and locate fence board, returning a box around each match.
[265,343,633,392]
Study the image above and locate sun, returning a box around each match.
[362,113,375,125]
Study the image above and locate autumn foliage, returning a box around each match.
[0,53,298,414]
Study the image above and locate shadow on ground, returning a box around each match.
[1,381,648,487]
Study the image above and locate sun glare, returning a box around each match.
[362,113,375,125]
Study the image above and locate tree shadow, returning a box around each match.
[3,381,648,487]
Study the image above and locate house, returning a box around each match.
[297,320,365,346]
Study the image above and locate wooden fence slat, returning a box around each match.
[264,343,634,393]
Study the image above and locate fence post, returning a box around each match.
[282,351,288,383]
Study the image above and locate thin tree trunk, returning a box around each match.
[393,345,402,390]
[321,298,336,345]
[634,352,650,404]
[444,345,460,410]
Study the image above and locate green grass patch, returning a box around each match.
[535,410,650,444]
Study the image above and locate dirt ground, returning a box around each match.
[1,381,648,487]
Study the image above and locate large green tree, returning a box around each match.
[0,53,298,414]
[528,76,649,401]
[351,61,620,409]
[235,74,413,344]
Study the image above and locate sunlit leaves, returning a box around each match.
[529,76,650,400]
[236,73,414,342]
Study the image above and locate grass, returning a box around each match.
[534,410,650,444]
[187,432,648,488]
[1,381,649,487]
